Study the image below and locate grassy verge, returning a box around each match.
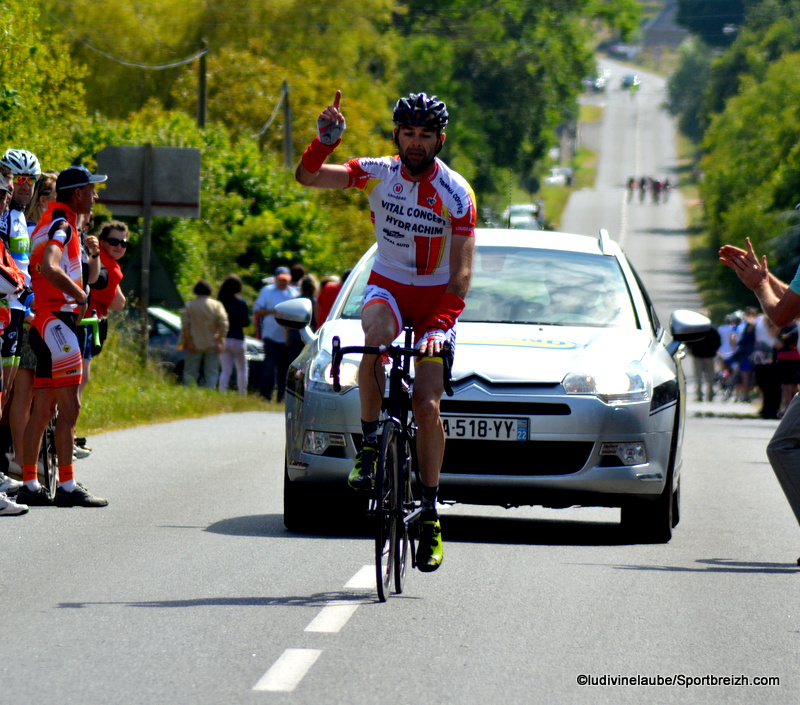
[78,315,277,438]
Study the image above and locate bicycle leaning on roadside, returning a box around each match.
[331,323,453,602]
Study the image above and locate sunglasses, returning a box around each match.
[105,237,129,248]
[13,175,36,186]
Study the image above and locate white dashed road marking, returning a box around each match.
[344,565,375,589]
[252,566,374,692]
[253,648,322,692]
[305,602,361,633]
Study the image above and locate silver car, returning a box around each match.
[276,228,709,542]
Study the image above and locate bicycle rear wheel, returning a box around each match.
[374,421,398,602]
[39,419,58,501]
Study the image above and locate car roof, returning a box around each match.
[474,227,622,257]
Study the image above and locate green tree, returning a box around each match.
[0,0,87,168]
[666,38,713,142]
[700,51,800,283]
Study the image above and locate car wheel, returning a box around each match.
[283,462,368,534]
[620,417,680,544]
[620,486,673,544]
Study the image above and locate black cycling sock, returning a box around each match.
[421,484,439,515]
[361,420,379,446]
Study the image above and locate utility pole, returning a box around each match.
[197,39,208,128]
[282,80,292,168]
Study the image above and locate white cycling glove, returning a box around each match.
[416,328,447,352]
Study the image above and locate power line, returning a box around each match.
[44,8,209,70]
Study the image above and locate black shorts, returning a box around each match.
[0,308,25,360]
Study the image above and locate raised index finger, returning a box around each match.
[332,90,341,110]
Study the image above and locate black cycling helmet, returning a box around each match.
[392,93,449,131]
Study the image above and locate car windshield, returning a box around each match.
[339,246,638,328]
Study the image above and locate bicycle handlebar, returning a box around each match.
[78,316,101,347]
[330,336,453,397]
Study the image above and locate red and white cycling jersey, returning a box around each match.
[29,202,82,314]
[345,156,476,286]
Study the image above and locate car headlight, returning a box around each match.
[307,350,360,393]
[562,360,651,403]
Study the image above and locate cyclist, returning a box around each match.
[0,149,40,410]
[296,91,476,571]
[16,165,107,508]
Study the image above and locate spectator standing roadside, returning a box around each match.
[5,173,58,481]
[25,172,58,235]
[180,279,228,389]
[287,273,319,364]
[731,307,758,401]
[316,268,351,330]
[0,167,27,513]
[81,221,128,412]
[686,323,721,402]
[775,320,800,417]
[290,264,306,295]
[73,214,102,460]
[217,274,250,395]
[717,313,739,366]
[16,165,109,508]
[719,236,800,563]
[253,266,297,402]
[753,313,780,419]
[0,149,40,411]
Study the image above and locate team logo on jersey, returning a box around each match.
[62,344,72,353]
[427,195,438,208]
[393,183,403,195]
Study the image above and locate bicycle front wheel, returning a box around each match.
[39,420,58,501]
[393,436,413,594]
[374,421,398,602]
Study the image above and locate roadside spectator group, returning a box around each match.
[686,306,800,420]
[181,262,349,404]
[1,148,126,516]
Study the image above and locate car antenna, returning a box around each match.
[598,228,612,254]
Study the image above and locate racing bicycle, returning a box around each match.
[331,324,453,602]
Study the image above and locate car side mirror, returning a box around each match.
[667,309,711,356]
[275,298,315,344]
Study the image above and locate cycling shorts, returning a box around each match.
[0,308,24,364]
[363,271,456,360]
[29,310,83,388]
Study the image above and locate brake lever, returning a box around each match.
[442,342,454,397]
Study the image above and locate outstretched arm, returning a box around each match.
[719,237,800,326]
[295,90,350,189]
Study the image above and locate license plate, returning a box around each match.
[442,416,528,441]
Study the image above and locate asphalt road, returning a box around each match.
[4,61,800,705]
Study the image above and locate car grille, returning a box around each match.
[440,400,571,416]
[442,439,593,476]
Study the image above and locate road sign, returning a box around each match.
[96,146,201,217]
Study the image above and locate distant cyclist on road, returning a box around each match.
[295,91,476,571]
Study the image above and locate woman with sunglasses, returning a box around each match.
[89,221,128,345]
[80,222,128,403]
